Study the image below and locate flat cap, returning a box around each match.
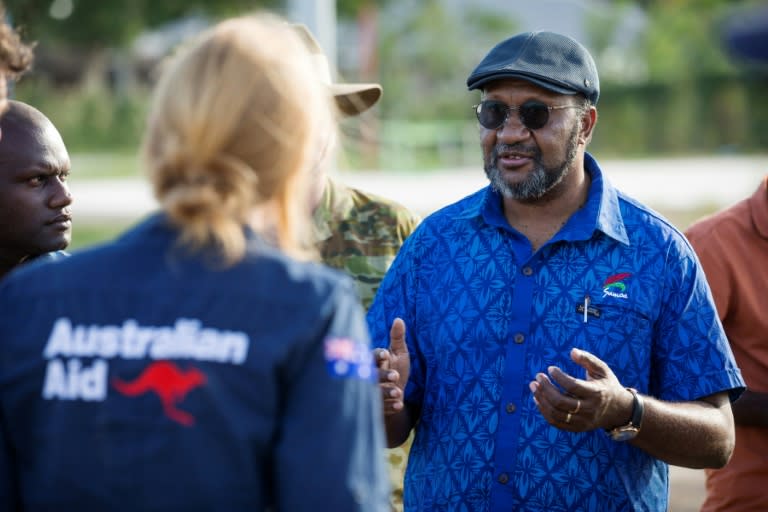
[467,31,600,104]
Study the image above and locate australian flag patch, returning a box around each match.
[324,336,374,380]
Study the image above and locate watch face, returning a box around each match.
[611,427,639,442]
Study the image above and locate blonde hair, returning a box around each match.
[0,9,33,76]
[142,12,335,265]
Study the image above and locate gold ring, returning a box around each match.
[565,412,572,424]
[569,400,581,415]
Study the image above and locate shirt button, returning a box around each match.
[498,473,509,484]
[522,266,533,276]
[505,402,516,414]
[514,333,525,344]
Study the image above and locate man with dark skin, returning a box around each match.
[0,100,72,280]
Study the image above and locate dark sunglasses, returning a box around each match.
[473,99,580,131]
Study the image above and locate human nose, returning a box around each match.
[49,179,73,208]
[496,108,530,140]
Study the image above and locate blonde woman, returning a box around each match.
[0,13,389,511]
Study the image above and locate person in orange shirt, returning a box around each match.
[685,9,768,511]
[687,176,768,511]
[686,176,768,512]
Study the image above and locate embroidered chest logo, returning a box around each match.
[113,361,207,426]
[602,272,632,299]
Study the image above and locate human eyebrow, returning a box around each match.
[21,161,67,177]
[19,162,69,186]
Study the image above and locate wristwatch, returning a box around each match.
[608,387,644,442]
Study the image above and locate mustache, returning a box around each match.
[490,143,542,164]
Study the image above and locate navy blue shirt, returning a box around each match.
[0,214,389,511]
[367,154,744,511]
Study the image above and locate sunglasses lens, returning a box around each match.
[477,100,553,130]
[519,101,550,130]
[477,101,508,129]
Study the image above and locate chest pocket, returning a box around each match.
[580,300,653,382]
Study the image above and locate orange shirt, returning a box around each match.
[686,176,768,512]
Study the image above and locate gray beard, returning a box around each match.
[484,123,580,201]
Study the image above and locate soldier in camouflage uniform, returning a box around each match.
[296,24,420,512]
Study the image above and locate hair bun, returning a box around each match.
[160,154,259,238]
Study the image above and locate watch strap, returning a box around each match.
[626,387,644,428]
[607,387,644,441]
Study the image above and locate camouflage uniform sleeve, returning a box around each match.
[315,178,421,310]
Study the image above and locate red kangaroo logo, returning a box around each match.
[112,361,207,427]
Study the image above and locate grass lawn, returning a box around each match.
[70,221,135,251]
[67,152,143,250]
[71,152,141,180]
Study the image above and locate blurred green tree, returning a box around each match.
[595,0,763,154]
[5,0,393,48]
[5,0,279,47]
[6,0,766,157]
[377,0,518,120]
[640,0,736,80]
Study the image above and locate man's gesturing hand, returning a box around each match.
[373,317,410,416]
[528,348,633,432]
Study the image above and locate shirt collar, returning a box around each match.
[456,152,629,246]
[585,153,629,245]
[749,175,768,239]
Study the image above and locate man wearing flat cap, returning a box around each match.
[294,24,419,512]
[368,30,744,511]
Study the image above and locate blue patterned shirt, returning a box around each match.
[367,154,744,512]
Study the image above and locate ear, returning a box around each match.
[579,106,597,145]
